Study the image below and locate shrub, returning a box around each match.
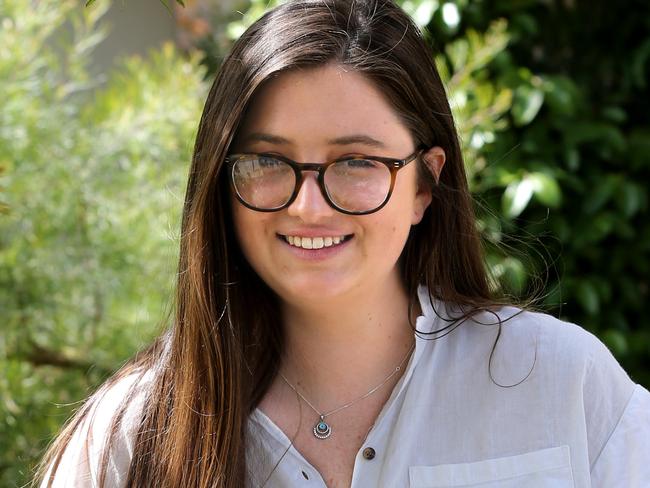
[0,1,206,482]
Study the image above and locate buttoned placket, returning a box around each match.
[248,290,435,487]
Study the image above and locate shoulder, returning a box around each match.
[88,368,153,425]
[420,289,636,395]
[420,287,612,372]
[430,301,638,420]
[467,305,633,387]
[41,369,153,487]
[85,368,153,450]
[470,306,639,460]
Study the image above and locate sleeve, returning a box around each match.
[590,384,650,487]
[40,373,148,488]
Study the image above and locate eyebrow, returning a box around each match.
[243,132,387,149]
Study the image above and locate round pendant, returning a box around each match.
[313,418,332,439]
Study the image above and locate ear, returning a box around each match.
[412,146,446,225]
[422,146,446,184]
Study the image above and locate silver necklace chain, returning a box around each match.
[279,341,415,439]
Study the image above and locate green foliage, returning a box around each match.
[225,0,284,39]
[85,0,186,8]
[0,0,206,483]
[422,0,650,384]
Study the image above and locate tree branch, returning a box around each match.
[14,341,112,376]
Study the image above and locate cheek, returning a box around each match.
[231,204,249,245]
[389,175,421,225]
[364,207,413,260]
[231,205,270,265]
[366,174,421,256]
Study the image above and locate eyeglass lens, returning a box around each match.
[231,155,392,212]
[232,155,296,209]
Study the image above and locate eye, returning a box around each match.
[341,158,379,168]
[256,154,284,167]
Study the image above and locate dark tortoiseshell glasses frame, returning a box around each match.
[225,149,423,215]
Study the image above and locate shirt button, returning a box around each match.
[362,447,376,460]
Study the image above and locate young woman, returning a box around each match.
[37,0,649,487]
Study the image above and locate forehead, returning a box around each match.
[234,63,414,153]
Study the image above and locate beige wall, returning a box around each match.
[89,1,177,77]
[86,0,243,78]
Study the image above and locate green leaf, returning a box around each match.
[575,280,600,315]
[401,0,438,28]
[543,75,579,117]
[502,177,534,218]
[603,329,629,356]
[628,129,650,169]
[500,257,527,294]
[602,106,627,124]
[565,122,626,154]
[630,38,650,89]
[564,147,580,171]
[617,182,646,218]
[582,175,618,214]
[512,85,544,126]
[529,172,562,208]
[542,282,563,308]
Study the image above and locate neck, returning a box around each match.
[278,275,416,409]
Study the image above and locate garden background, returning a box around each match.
[1,0,649,485]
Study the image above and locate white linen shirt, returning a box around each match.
[44,287,650,487]
[246,288,650,487]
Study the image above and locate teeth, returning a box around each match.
[283,235,347,250]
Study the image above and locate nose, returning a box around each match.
[286,171,335,220]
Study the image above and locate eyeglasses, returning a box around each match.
[225,150,421,215]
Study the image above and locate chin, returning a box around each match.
[272,275,359,307]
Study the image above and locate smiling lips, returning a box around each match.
[282,235,350,249]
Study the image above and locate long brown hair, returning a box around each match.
[36,0,493,486]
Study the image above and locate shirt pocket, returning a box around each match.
[409,445,574,487]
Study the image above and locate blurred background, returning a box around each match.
[1,0,648,485]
